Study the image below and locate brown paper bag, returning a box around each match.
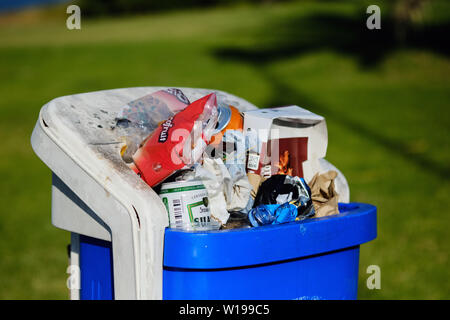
[308,170,340,217]
[247,172,266,199]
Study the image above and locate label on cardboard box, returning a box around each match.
[247,152,260,170]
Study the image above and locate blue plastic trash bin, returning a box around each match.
[79,202,376,300]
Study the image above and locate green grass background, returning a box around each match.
[0,0,449,299]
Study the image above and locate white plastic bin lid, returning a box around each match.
[31,87,258,299]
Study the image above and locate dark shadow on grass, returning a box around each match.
[214,11,450,68]
[262,72,450,180]
[212,9,450,179]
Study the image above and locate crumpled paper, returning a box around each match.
[180,157,252,225]
[308,170,339,217]
[203,157,233,224]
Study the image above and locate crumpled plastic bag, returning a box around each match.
[248,202,298,227]
[221,130,253,212]
[222,130,246,177]
[308,170,339,217]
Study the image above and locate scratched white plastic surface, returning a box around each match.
[31,87,258,299]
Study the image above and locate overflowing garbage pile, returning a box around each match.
[115,88,343,231]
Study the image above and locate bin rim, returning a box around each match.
[163,202,377,269]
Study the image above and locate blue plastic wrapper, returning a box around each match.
[248,174,315,227]
[275,202,299,224]
[248,203,298,227]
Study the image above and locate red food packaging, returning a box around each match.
[132,93,218,187]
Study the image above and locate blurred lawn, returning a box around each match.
[0,0,449,299]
